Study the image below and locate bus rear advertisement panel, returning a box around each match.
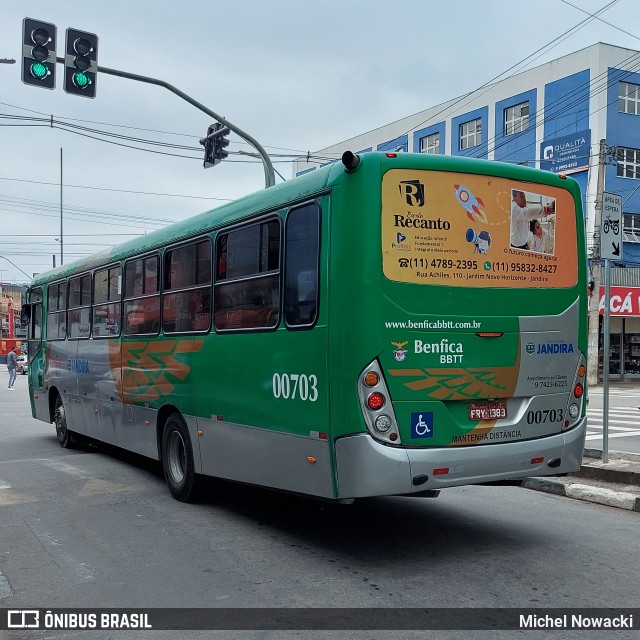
[382,169,576,288]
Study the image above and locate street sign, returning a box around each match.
[600,192,623,261]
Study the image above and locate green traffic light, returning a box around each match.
[72,71,90,88]
[30,61,48,79]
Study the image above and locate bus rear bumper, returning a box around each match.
[334,418,587,498]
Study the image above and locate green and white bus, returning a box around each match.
[23,151,588,502]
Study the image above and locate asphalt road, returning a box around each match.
[1,377,639,640]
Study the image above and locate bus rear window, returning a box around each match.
[382,170,578,288]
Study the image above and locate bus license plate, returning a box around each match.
[468,402,507,421]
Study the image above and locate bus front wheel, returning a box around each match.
[54,396,76,449]
[162,413,199,502]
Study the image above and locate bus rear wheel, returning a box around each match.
[162,413,199,502]
[54,396,76,449]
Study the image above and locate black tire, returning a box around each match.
[162,413,199,502]
[54,396,76,449]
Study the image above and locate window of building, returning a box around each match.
[504,101,529,135]
[214,219,280,331]
[420,133,439,154]
[46,281,67,340]
[68,274,91,339]
[619,82,640,115]
[623,213,640,242]
[93,265,122,338]
[460,118,481,150]
[124,255,160,335]
[163,238,212,333]
[616,147,640,179]
[284,202,320,328]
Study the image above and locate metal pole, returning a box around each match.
[60,147,63,265]
[55,57,276,189]
[602,258,611,463]
[0,255,32,279]
[586,139,606,386]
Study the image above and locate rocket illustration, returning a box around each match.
[454,184,488,224]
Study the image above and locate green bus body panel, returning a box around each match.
[27,152,588,499]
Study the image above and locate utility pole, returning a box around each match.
[586,139,607,387]
[60,147,63,265]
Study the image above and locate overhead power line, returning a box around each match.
[0,175,230,201]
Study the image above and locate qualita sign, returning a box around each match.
[540,129,591,174]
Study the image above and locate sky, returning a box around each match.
[1,0,639,284]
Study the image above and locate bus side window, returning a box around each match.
[284,202,320,328]
[46,281,67,341]
[68,274,91,339]
[93,265,122,338]
[163,239,211,334]
[124,255,160,336]
[214,218,280,332]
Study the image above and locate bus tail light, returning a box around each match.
[358,360,401,445]
[367,392,385,410]
[563,356,586,430]
[364,372,379,387]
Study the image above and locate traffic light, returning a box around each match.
[203,123,231,168]
[64,28,98,98]
[203,124,217,168]
[22,18,56,89]
[216,127,230,162]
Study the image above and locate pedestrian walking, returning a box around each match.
[7,349,17,390]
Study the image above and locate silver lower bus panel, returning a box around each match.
[334,418,586,499]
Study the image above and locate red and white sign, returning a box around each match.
[598,286,640,317]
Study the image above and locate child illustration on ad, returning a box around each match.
[510,189,556,254]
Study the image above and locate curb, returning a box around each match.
[521,477,640,512]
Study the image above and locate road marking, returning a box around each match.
[39,459,89,479]
[79,479,131,496]
[0,490,37,506]
[25,519,94,584]
[585,430,640,440]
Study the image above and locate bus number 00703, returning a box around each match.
[526,408,564,424]
[272,373,319,401]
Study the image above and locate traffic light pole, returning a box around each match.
[55,56,276,189]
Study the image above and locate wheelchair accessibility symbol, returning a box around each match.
[411,412,434,438]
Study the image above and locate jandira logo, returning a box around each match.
[109,339,204,403]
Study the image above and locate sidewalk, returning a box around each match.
[522,381,640,511]
[522,450,640,512]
